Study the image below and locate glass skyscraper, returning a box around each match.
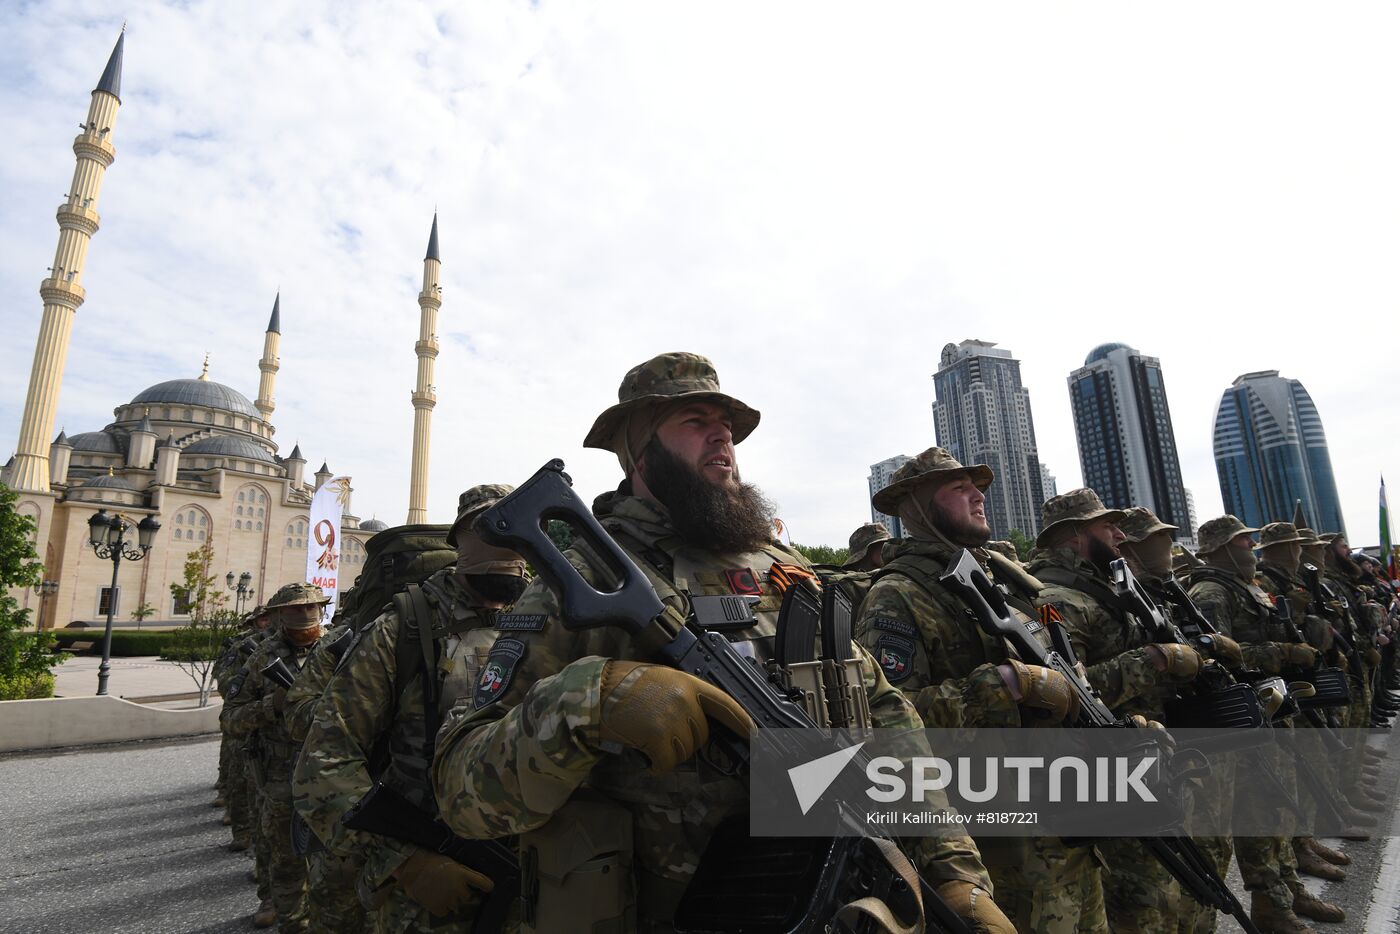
[932,340,1047,539]
[1212,370,1345,536]
[1068,343,1190,535]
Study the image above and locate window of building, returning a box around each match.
[173,588,193,616]
[98,586,120,617]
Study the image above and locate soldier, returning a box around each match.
[293,484,525,934]
[1319,534,1385,729]
[1028,490,1203,934]
[842,521,892,572]
[227,582,330,932]
[1185,516,1341,933]
[215,605,272,855]
[854,447,1107,932]
[432,352,1015,933]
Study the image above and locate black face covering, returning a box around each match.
[462,573,529,606]
[640,436,777,554]
[1087,535,1120,575]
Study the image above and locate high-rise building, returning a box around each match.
[1182,488,1199,550]
[1039,462,1058,500]
[1067,343,1190,535]
[1212,370,1345,535]
[932,340,1047,539]
[868,454,912,537]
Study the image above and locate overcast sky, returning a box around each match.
[3,2,1399,549]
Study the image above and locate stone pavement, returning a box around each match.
[53,655,209,705]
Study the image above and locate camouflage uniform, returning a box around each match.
[215,624,264,852]
[1186,518,1306,926]
[1030,490,1195,934]
[432,354,995,932]
[224,626,273,901]
[842,521,892,570]
[228,584,329,933]
[285,625,368,934]
[854,451,1107,934]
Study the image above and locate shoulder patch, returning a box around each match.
[871,616,918,639]
[494,612,547,632]
[474,637,526,709]
[723,567,762,596]
[875,635,916,685]
[1039,603,1065,626]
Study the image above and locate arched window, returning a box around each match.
[234,483,271,534]
[286,516,310,550]
[172,504,212,544]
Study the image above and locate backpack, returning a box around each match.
[337,524,457,632]
[813,565,877,620]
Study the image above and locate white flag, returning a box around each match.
[307,476,352,625]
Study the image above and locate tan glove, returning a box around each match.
[1282,643,1321,667]
[1207,634,1244,669]
[598,661,755,773]
[1366,647,1383,666]
[395,850,493,917]
[1146,643,1202,678]
[934,880,1016,934]
[999,659,1079,724]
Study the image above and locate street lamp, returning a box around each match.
[226,570,254,614]
[31,579,59,633]
[86,510,160,696]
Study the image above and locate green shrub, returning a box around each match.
[53,629,171,656]
[0,670,55,700]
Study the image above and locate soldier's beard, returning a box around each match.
[1087,537,1120,575]
[926,500,991,548]
[641,437,777,554]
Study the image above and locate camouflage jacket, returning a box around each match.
[293,570,500,898]
[1028,547,1182,718]
[1321,563,1380,649]
[285,624,356,743]
[1185,565,1290,673]
[214,629,266,701]
[854,538,1052,729]
[225,629,316,778]
[1256,564,1331,652]
[432,491,990,925]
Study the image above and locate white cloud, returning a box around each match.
[3,1,1399,549]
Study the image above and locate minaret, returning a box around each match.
[255,293,280,420]
[9,30,125,493]
[406,214,441,524]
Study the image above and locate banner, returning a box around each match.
[1382,476,1395,580]
[307,476,352,624]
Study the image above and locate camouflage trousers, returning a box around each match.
[983,837,1107,933]
[1098,838,1181,933]
[1233,738,1299,913]
[249,766,272,902]
[1178,758,1235,934]
[305,849,368,934]
[259,778,309,932]
[373,886,476,934]
[228,752,257,848]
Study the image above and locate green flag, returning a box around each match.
[1382,476,1394,579]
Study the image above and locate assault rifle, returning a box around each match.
[342,781,519,934]
[474,459,969,934]
[261,656,299,690]
[1302,563,1366,677]
[939,549,1262,934]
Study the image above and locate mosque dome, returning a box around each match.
[78,474,135,490]
[68,430,122,453]
[183,436,275,463]
[359,518,388,531]
[131,378,259,418]
[1084,342,1137,366]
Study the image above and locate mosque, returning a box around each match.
[3,30,443,628]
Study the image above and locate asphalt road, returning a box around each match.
[2,731,1397,933]
[0,735,255,934]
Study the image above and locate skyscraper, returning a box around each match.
[1068,343,1190,534]
[868,454,912,537]
[1212,370,1345,535]
[932,340,1046,539]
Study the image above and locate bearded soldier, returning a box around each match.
[432,352,1015,933]
[854,447,1107,932]
[1028,490,1203,934]
[1185,516,1342,933]
[227,583,330,932]
[293,485,526,934]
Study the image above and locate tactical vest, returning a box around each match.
[258,637,313,777]
[1187,566,1282,644]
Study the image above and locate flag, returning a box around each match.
[307,476,352,624]
[1382,476,1396,580]
[772,517,792,546]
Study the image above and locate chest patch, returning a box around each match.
[871,616,918,639]
[494,612,547,632]
[723,567,762,596]
[1039,603,1065,626]
[474,637,526,709]
[876,635,916,685]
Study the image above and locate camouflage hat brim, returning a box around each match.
[1035,507,1129,548]
[1255,532,1311,549]
[1121,517,1178,543]
[582,392,761,452]
[842,537,891,567]
[870,464,994,516]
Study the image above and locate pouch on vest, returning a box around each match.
[521,793,635,933]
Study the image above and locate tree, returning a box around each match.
[130,602,156,628]
[0,482,60,700]
[792,542,849,567]
[161,535,235,706]
[1005,529,1034,561]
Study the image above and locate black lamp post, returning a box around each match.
[32,579,59,633]
[226,570,254,614]
[87,510,160,696]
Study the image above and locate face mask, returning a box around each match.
[462,573,529,606]
[1226,544,1258,580]
[1123,533,1174,579]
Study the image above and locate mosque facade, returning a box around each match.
[1,30,423,629]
